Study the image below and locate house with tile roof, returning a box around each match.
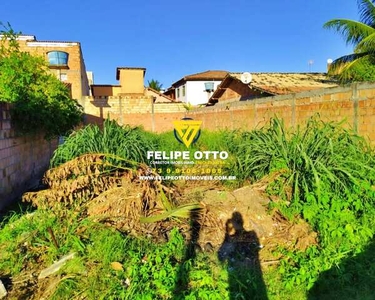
[166,70,228,105]
[208,73,338,106]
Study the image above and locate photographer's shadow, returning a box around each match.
[218,212,268,300]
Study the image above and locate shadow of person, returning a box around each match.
[218,212,268,300]
[308,237,375,300]
[173,208,202,299]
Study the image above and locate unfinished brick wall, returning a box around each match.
[79,83,375,144]
[80,96,186,131]
[186,83,375,144]
[0,103,57,209]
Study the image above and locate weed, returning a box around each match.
[50,119,156,167]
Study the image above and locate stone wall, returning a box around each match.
[0,103,57,210]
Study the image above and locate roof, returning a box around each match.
[116,67,146,80]
[172,70,228,87]
[0,34,80,45]
[145,87,177,103]
[209,72,338,104]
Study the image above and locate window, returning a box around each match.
[204,82,214,92]
[177,88,180,98]
[48,51,69,66]
[182,85,186,97]
[60,73,68,81]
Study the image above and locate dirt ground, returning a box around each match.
[6,157,317,299]
[86,180,317,262]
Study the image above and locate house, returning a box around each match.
[91,67,175,103]
[167,70,228,105]
[208,73,338,105]
[11,35,91,100]
[91,67,146,97]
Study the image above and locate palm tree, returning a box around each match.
[324,0,375,81]
[147,79,163,91]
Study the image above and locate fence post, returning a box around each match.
[351,83,359,134]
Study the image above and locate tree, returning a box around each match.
[324,0,375,82]
[0,23,82,138]
[147,79,163,91]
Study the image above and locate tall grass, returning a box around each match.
[230,116,375,291]
[51,119,156,167]
[231,117,375,205]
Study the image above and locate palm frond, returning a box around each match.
[356,31,375,51]
[358,0,375,27]
[140,204,202,223]
[323,19,374,45]
[328,52,370,80]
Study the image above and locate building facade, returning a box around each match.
[167,70,228,106]
[15,35,91,100]
[91,67,175,103]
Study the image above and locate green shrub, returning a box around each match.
[50,119,156,167]
[232,116,375,204]
[230,116,375,291]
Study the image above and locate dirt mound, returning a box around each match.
[179,184,317,261]
[23,154,317,261]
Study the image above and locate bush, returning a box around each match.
[230,116,375,290]
[50,119,156,167]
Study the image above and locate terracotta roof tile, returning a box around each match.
[145,87,176,103]
[184,70,228,80]
[230,72,337,95]
[208,72,339,105]
[172,70,228,86]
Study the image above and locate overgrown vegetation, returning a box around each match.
[1,116,375,299]
[50,119,156,167]
[229,117,375,290]
[0,22,82,138]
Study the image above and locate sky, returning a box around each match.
[1,0,359,89]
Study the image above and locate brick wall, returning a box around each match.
[79,83,375,144]
[0,103,57,210]
[185,82,375,144]
[80,96,186,131]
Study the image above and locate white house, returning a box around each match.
[166,70,228,105]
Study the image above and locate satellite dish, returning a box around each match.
[241,72,252,84]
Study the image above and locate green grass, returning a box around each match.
[2,116,375,299]
[308,237,375,300]
[226,116,375,292]
[50,119,156,167]
[0,208,227,299]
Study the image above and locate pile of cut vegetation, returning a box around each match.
[23,153,200,240]
[23,151,317,263]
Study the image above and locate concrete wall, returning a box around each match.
[118,69,145,94]
[91,85,122,97]
[0,103,57,210]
